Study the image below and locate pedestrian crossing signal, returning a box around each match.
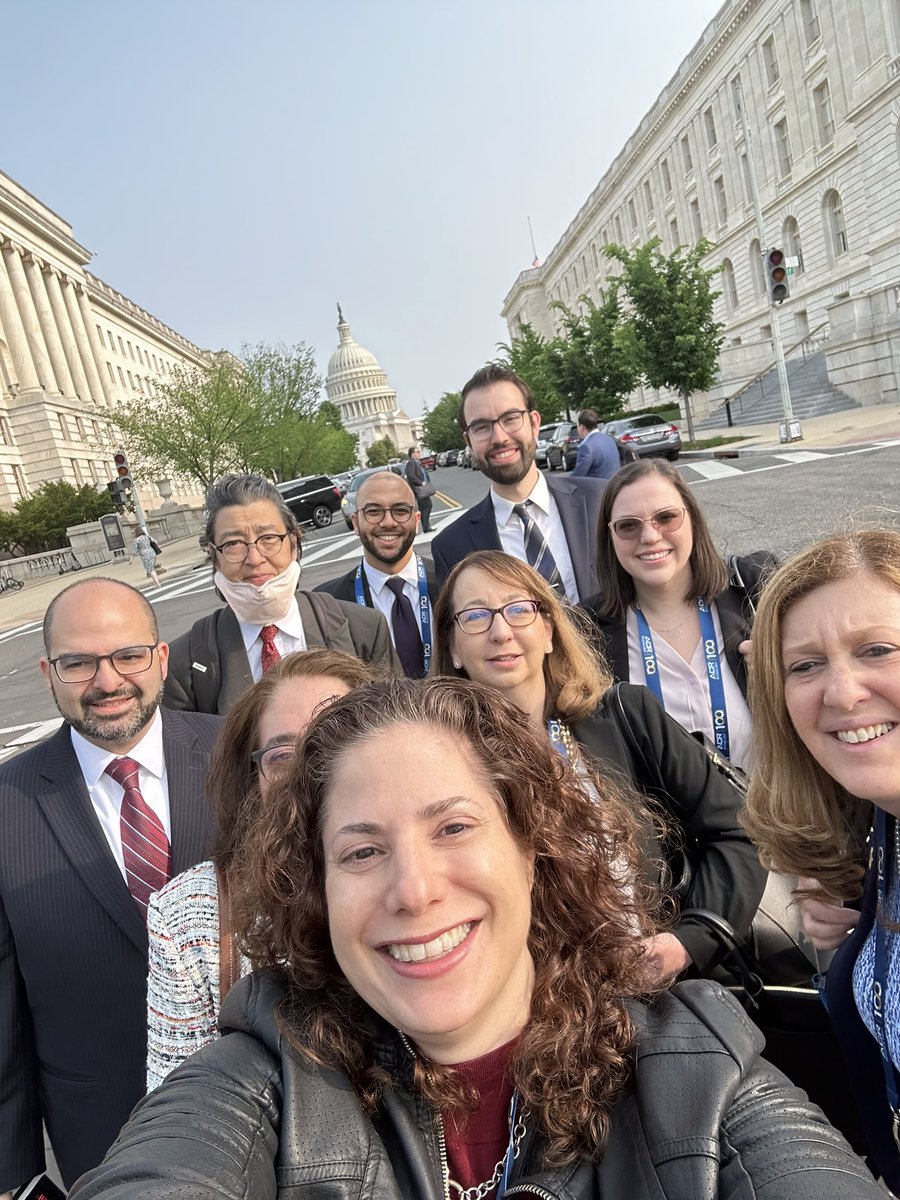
[765,248,789,305]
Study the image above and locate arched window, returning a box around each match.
[749,239,765,298]
[721,258,739,314]
[783,216,804,276]
[822,189,848,261]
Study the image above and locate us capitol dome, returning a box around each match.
[325,305,414,460]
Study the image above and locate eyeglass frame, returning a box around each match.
[358,503,417,524]
[47,643,160,683]
[210,530,294,562]
[250,740,297,781]
[463,408,531,441]
[452,600,544,635]
[608,506,687,541]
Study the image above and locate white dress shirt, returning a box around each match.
[362,554,432,644]
[491,472,579,602]
[237,602,308,682]
[70,708,171,880]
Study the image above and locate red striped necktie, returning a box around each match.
[105,756,171,918]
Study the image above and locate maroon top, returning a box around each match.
[443,1039,517,1192]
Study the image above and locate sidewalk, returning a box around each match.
[684,403,900,457]
[0,534,208,633]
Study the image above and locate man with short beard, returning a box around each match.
[0,578,220,1196]
[431,364,607,601]
[316,471,438,677]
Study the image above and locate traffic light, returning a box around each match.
[113,450,133,491]
[107,480,126,512]
[765,248,789,304]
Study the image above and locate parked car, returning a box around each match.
[341,463,406,528]
[546,422,582,471]
[535,422,562,468]
[443,448,460,466]
[459,445,476,469]
[418,448,437,470]
[604,413,682,461]
[276,475,343,528]
[330,471,355,496]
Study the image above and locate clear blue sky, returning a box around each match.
[5,0,723,417]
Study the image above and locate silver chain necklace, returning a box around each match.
[447,1104,528,1200]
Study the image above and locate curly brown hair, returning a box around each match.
[743,530,900,900]
[232,676,663,1167]
[592,459,727,618]
[430,550,612,722]
[208,648,379,877]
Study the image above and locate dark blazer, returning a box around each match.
[570,429,620,478]
[315,556,440,608]
[0,708,221,1190]
[431,472,607,600]
[581,552,778,700]
[163,590,401,714]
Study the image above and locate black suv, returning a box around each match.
[546,422,582,471]
[276,475,343,528]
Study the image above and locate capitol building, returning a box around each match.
[325,307,415,460]
[502,0,900,422]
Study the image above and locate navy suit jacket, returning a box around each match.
[0,708,221,1190]
[570,429,620,479]
[315,555,440,608]
[431,473,606,601]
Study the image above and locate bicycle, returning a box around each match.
[0,574,24,593]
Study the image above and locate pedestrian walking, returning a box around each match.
[133,527,161,588]
[404,446,434,532]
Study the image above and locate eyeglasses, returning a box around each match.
[212,532,292,563]
[452,600,543,635]
[464,409,530,441]
[359,504,416,524]
[608,507,687,541]
[250,740,297,781]
[48,644,159,684]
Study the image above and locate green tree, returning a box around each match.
[3,481,114,554]
[366,436,398,467]
[606,239,724,443]
[543,286,639,422]
[423,392,465,453]
[497,324,566,423]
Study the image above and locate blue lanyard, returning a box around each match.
[355,556,431,675]
[634,599,731,758]
[873,808,900,1148]
[546,719,569,759]
[496,1090,520,1198]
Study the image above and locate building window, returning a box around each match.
[669,216,680,247]
[714,175,728,226]
[118,337,125,356]
[12,464,27,498]
[57,412,67,440]
[823,189,848,259]
[628,197,638,232]
[690,198,703,241]
[813,79,834,147]
[681,133,693,173]
[703,107,718,152]
[661,157,673,195]
[762,35,780,87]
[117,366,126,387]
[749,239,765,298]
[0,417,10,445]
[800,0,820,47]
[783,216,804,275]
[739,151,752,201]
[591,243,599,270]
[730,74,743,119]
[614,214,623,242]
[76,416,86,441]
[107,329,115,351]
[95,324,104,345]
[71,458,83,486]
[721,259,739,314]
[643,180,654,218]
[107,362,115,384]
[773,117,792,177]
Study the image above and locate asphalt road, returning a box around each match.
[2,443,899,751]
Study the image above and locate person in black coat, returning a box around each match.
[430,549,766,979]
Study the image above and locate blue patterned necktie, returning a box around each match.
[513,502,563,594]
[386,576,424,677]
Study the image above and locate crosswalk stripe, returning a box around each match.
[771,451,829,463]
[687,461,743,480]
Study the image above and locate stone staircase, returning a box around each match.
[697,350,859,430]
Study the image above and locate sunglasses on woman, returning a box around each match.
[608,506,687,541]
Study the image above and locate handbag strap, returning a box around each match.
[214,863,241,1002]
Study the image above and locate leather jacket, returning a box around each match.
[71,970,878,1199]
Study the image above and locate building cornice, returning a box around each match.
[84,272,207,362]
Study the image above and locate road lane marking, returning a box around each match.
[688,461,743,480]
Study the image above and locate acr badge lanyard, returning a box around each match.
[634,598,731,758]
[355,555,431,674]
[872,807,900,1148]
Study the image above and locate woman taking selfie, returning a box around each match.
[431,549,764,980]
[72,678,877,1199]
[145,648,377,1090]
[743,529,900,1192]
[582,459,775,770]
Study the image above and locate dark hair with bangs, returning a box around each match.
[593,458,727,619]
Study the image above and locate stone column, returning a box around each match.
[75,285,114,405]
[61,276,105,405]
[2,242,57,392]
[44,267,92,400]
[0,248,40,391]
[24,254,76,398]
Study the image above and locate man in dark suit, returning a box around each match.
[404,446,433,532]
[570,408,620,479]
[0,578,220,1194]
[431,365,608,601]
[316,471,438,677]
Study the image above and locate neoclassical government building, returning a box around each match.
[0,171,210,511]
[502,0,900,421]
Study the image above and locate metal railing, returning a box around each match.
[717,321,830,426]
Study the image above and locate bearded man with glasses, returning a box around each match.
[316,471,439,677]
[163,474,400,714]
[0,578,221,1196]
[431,364,608,602]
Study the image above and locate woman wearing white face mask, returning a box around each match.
[163,475,400,714]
